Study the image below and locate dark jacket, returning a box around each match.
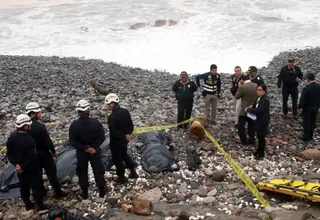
[29,118,55,156]
[298,82,320,111]
[172,80,197,103]
[6,132,38,174]
[107,106,134,142]
[277,65,303,88]
[196,72,221,95]
[247,95,270,136]
[69,116,105,150]
[251,74,264,86]
[230,74,241,96]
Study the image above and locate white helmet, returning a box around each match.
[25,102,41,114]
[15,114,32,128]
[105,93,119,104]
[76,99,90,112]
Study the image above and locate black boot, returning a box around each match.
[129,169,139,179]
[116,175,127,184]
[77,188,88,200]
[54,189,69,199]
[99,186,108,198]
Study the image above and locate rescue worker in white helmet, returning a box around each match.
[105,93,138,184]
[25,102,68,198]
[69,99,107,200]
[6,114,48,211]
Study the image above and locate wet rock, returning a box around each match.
[138,187,163,203]
[211,170,226,182]
[299,148,320,160]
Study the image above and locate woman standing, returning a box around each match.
[246,85,270,160]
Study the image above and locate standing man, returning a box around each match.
[105,93,138,184]
[231,66,242,127]
[235,74,258,145]
[196,64,221,125]
[25,102,68,198]
[172,71,198,129]
[248,66,264,86]
[277,57,303,119]
[298,73,320,142]
[69,100,107,199]
[6,114,47,211]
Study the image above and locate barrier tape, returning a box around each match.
[133,118,195,134]
[135,118,270,208]
[0,118,271,208]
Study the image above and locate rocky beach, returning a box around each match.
[1,47,320,220]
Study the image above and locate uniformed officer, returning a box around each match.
[172,71,198,129]
[230,66,242,127]
[298,73,320,142]
[25,102,68,198]
[69,100,107,199]
[196,64,221,125]
[105,93,138,184]
[277,57,303,119]
[248,66,264,86]
[6,114,47,211]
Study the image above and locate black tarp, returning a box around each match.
[0,134,136,200]
[0,162,20,200]
[138,131,179,173]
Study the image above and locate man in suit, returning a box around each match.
[298,73,320,142]
[235,74,258,145]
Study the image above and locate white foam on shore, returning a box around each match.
[0,0,320,74]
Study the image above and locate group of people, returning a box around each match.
[173,58,320,159]
[5,57,320,212]
[6,93,138,211]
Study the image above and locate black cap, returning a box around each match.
[288,57,295,63]
[248,66,257,73]
[306,73,315,80]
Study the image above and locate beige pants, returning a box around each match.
[234,98,241,125]
[204,94,218,122]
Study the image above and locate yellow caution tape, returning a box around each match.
[133,118,195,134]
[203,129,270,208]
[133,118,271,208]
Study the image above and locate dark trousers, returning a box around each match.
[282,86,298,116]
[257,135,266,156]
[110,141,135,176]
[38,153,62,194]
[177,101,193,128]
[238,116,255,144]
[18,172,44,210]
[303,108,318,140]
[76,149,106,193]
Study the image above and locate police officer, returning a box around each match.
[105,93,138,184]
[172,71,198,129]
[6,114,47,211]
[25,102,68,198]
[248,66,264,86]
[230,66,242,127]
[277,57,303,119]
[298,73,320,142]
[69,100,107,199]
[196,64,221,125]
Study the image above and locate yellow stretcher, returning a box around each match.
[258,179,320,202]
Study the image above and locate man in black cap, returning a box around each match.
[298,73,320,142]
[277,57,303,119]
[248,66,264,86]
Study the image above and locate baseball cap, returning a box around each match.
[288,57,295,63]
[248,66,257,73]
[306,73,315,80]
